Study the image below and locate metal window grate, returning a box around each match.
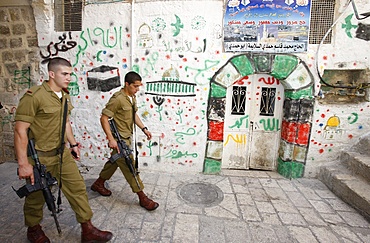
[54,0,83,32]
[309,0,336,44]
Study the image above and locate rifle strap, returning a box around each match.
[57,97,68,212]
[132,103,139,173]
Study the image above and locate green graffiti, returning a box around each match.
[347,112,358,124]
[153,96,164,121]
[229,115,249,129]
[175,128,196,144]
[259,118,280,131]
[146,140,157,156]
[151,17,166,32]
[13,67,31,88]
[67,73,80,96]
[164,149,198,159]
[1,114,13,127]
[73,30,88,66]
[185,60,220,85]
[92,26,121,48]
[141,52,159,78]
[176,108,183,123]
[342,14,358,38]
[191,16,206,30]
[96,50,104,62]
[171,14,184,37]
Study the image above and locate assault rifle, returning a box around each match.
[12,139,62,234]
[108,118,141,189]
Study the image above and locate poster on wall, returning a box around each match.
[223,0,311,53]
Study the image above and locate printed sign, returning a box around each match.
[224,0,311,53]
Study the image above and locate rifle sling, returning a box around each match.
[56,97,68,211]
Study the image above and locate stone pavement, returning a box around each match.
[0,161,369,243]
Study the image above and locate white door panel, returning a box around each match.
[222,74,283,170]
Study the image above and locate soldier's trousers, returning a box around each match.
[99,149,144,193]
[24,148,93,227]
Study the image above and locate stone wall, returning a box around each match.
[0,2,40,163]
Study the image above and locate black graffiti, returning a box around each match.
[40,32,77,59]
[356,23,370,41]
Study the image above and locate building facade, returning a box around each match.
[1,0,370,178]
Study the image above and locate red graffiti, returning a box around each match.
[258,76,280,85]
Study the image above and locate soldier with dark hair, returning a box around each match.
[14,57,113,243]
[91,71,159,211]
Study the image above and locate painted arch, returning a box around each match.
[204,53,315,179]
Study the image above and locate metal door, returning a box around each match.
[222,74,284,170]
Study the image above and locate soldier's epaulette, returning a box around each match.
[112,90,122,98]
[62,88,70,94]
[25,86,41,96]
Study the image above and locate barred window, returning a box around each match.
[54,0,83,32]
[231,86,247,115]
[260,87,276,116]
[309,0,336,44]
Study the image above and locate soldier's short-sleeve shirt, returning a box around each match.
[15,81,73,151]
[102,89,138,139]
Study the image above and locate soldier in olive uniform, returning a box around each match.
[91,71,159,211]
[14,57,113,243]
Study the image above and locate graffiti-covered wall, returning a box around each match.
[2,0,370,178]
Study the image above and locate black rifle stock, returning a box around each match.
[12,139,62,234]
[108,118,141,190]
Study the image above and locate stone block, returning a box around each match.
[27,37,38,47]
[0,24,10,36]
[10,37,23,48]
[2,51,13,62]
[0,9,9,22]
[20,7,33,22]
[12,23,26,35]
[14,50,27,61]
[2,132,14,146]
[5,63,19,75]
[9,8,21,21]
[0,38,7,48]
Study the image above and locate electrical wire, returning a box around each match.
[315,0,355,89]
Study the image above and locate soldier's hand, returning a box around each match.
[18,163,35,185]
[144,129,152,140]
[108,139,118,152]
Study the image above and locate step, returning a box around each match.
[318,164,370,221]
[352,135,370,156]
[341,151,370,182]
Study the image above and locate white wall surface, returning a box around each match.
[31,0,370,177]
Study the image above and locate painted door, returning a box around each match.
[222,74,284,170]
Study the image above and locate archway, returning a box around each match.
[204,53,315,179]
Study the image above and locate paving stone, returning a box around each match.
[298,207,327,226]
[173,214,198,243]
[288,226,318,243]
[1,162,370,243]
[278,213,307,226]
[309,200,336,214]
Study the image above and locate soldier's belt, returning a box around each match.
[28,149,60,157]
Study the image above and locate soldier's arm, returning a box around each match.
[14,121,35,184]
[100,114,118,151]
[134,113,152,140]
[66,116,80,160]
